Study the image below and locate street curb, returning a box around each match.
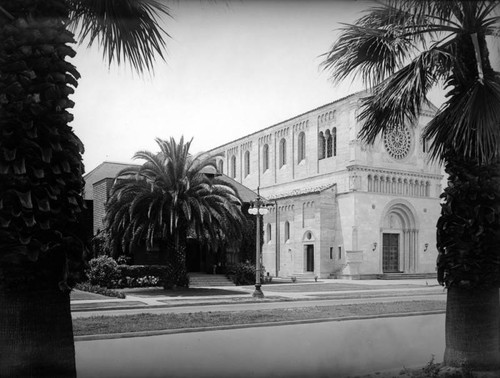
[74,310,445,342]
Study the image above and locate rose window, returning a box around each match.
[384,125,412,160]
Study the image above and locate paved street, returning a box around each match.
[76,313,445,378]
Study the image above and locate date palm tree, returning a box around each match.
[0,0,168,376]
[322,0,500,371]
[105,137,246,287]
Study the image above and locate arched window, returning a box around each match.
[318,132,326,160]
[279,138,287,167]
[231,155,236,178]
[332,127,337,156]
[297,132,306,163]
[263,144,269,171]
[217,160,224,174]
[266,223,272,243]
[284,221,290,241]
[326,129,333,157]
[244,151,250,177]
[422,138,427,153]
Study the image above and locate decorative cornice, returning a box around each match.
[346,164,442,180]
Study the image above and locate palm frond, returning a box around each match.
[67,0,170,74]
[358,46,451,144]
[423,71,500,165]
[321,0,457,86]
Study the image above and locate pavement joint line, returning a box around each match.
[73,310,446,342]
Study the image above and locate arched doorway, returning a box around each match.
[302,231,315,273]
[380,201,419,273]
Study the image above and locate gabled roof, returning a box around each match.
[83,161,139,200]
[265,183,337,200]
[83,161,259,203]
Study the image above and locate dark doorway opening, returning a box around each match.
[382,233,400,273]
[306,244,314,272]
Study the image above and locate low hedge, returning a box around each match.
[85,257,189,289]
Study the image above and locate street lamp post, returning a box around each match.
[248,187,268,298]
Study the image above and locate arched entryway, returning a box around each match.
[380,201,419,273]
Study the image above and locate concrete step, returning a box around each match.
[188,274,235,287]
[377,273,437,280]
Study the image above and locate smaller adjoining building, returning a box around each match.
[83,161,258,272]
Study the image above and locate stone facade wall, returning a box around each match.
[204,91,443,279]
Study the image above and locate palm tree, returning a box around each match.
[0,1,168,376]
[105,137,246,287]
[322,0,500,371]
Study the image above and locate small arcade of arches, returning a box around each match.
[380,201,419,274]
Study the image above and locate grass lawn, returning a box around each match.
[73,300,445,336]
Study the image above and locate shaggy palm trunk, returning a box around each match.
[444,287,500,369]
[437,154,500,371]
[1,1,83,376]
[0,286,75,377]
[0,256,76,377]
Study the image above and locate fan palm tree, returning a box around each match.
[0,0,168,376]
[105,137,246,287]
[322,0,500,371]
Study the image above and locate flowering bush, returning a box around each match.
[113,275,161,288]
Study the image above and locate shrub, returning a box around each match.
[75,282,126,299]
[227,262,265,285]
[86,256,119,287]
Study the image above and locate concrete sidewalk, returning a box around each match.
[71,278,444,314]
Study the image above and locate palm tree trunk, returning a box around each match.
[444,286,500,370]
[0,286,75,377]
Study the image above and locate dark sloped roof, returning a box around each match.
[216,174,259,203]
[83,161,139,200]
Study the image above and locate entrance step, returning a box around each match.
[188,273,235,287]
[376,273,437,280]
[289,273,317,280]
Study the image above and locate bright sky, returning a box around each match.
[69,1,444,173]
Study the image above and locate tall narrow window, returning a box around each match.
[217,160,224,174]
[297,132,306,163]
[326,129,333,157]
[244,151,250,177]
[318,132,326,159]
[266,223,272,242]
[332,127,337,156]
[284,221,290,241]
[279,138,287,167]
[231,155,236,178]
[263,144,269,171]
[422,138,427,153]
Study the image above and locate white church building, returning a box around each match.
[204,91,442,279]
